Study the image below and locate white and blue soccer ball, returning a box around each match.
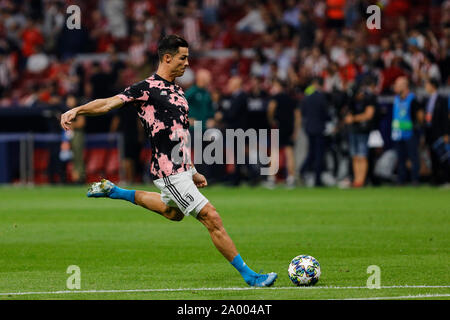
[288,255,321,286]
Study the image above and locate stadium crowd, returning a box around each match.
[0,0,449,187]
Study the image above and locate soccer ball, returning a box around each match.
[288,255,321,286]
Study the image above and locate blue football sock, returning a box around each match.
[108,186,136,204]
[230,254,259,284]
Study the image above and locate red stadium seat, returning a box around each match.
[33,148,49,184]
[105,148,120,183]
[85,148,108,183]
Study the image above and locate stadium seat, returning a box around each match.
[105,148,120,183]
[33,148,49,184]
[85,148,108,183]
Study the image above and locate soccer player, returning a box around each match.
[60,35,277,287]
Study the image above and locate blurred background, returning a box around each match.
[0,0,449,188]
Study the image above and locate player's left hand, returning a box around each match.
[193,173,207,188]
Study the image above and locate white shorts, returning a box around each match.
[153,169,209,218]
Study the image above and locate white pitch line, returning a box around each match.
[339,293,450,300]
[0,285,449,296]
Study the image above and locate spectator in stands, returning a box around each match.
[128,34,147,68]
[423,78,450,185]
[21,19,44,58]
[304,46,329,77]
[221,76,248,186]
[329,35,350,68]
[110,102,144,185]
[246,76,270,184]
[283,0,300,29]
[56,20,90,60]
[296,10,316,49]
[391,76,424,185]
[419,53,442,84]
[89,9,113,53]
[66,94,85,184]
[380,37,395,69]
[271,42,293,81]
[326,0,345,31]
[2,3,27,49]
[345,78,377,188]
[380,56,408,94]
[205,22,232,50]
[266,78,298,188]
[88,62,113,99]
[186,68,215,179]
[438,27,450,84]
[106,45,126,93]
[101,0,127,39]
[183,0,202,50]
[229,47,250,77]
[405,37,425,85]
[186,69,215,132]
[298,77,329,187]
[46,102,65,184]
[344,0,362,28]
[339,49,359,90]
[0,50,13,99]
[26,46,49,74]
[202,0,221,26]
[42,1,65,54]
[235,2,267,33]
[323,61,344,92]
[247,76,269,131]
[250,47,270,78]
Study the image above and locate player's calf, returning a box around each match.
[197,203,238,261]
[197,203,277,287]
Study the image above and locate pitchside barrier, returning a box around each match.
[0,133,126,184]
[0,91,449,184]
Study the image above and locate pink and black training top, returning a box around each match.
[116,73,192,180]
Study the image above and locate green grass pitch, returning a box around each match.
[0,184,449,300]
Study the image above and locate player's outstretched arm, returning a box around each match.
[60,96,124,131]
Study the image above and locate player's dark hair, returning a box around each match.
[157,35,189,61]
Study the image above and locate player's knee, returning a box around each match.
[198,204,223,232]
[170,211,184,222]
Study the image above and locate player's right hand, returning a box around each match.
[60,108,78,131]
[193,173,207,188]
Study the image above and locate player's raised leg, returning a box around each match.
[135,189,184,221]
[87,179,184,221]
[196,203,277,287]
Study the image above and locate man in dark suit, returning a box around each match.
[298,77,330,186]
[424,78,450,185]
[219,76,249,186]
